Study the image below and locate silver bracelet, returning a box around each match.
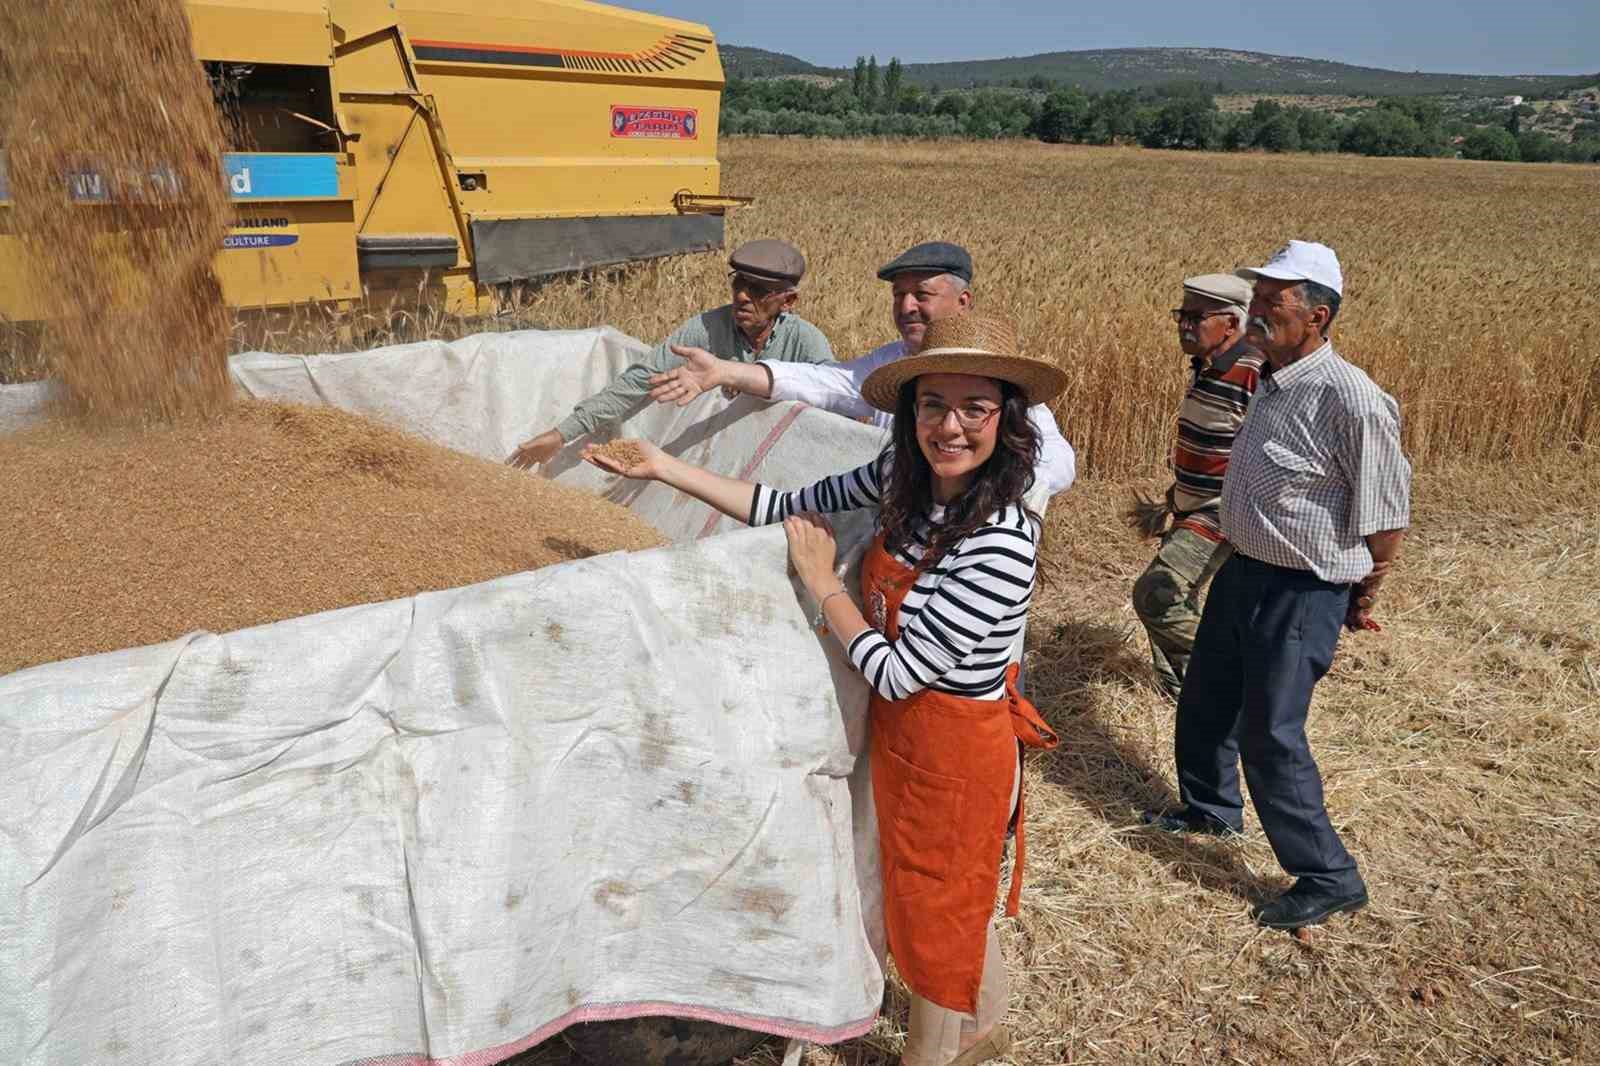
[812,589,850,633]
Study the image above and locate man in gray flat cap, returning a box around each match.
[509,238,834,469]
[1130,273,1265,703]
[645,240,1077,496]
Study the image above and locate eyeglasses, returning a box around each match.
[1170,308,1234,325]
[729,272,791,299]
[915,397,1000,429]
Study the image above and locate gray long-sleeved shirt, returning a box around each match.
[556,305,834,441]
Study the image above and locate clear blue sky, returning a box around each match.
[623,0,1598,76]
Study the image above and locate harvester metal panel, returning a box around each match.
[189,0,333,66]
[0,0,735,321]
[470,214,723,284]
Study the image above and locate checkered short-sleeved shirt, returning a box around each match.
[1221,342,1412,584]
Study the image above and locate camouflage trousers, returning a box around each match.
[1132,526,1233,702]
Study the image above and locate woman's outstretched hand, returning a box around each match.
[784,512,839,594]
[581,439,668,481]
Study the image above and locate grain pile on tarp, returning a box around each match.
[0,0,232,421]
[0,327,901,1066]
[0,401,666,674]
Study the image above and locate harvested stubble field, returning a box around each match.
[493,143,1598,1064]
[502,458,1600,1066]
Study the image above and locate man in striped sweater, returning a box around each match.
[1132,273,1264,702]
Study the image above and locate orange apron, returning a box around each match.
[861,534,1059,1014]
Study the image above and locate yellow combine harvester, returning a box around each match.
[0,0,737,319]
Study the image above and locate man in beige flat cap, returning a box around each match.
[509,238,834,469]
[1130,273,1265,702]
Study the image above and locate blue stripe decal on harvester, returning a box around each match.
[223,154,339,199]
[0,151,338,202]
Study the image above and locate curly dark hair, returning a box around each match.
[878,378,1042,569]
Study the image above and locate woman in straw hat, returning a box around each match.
[584,313,1064,1066]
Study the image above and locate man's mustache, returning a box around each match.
[1248,315,1273,338]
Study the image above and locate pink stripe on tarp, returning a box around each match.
[346,1000,879,1066]
[697,403,809,539]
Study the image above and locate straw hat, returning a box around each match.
[860,313,1067,413]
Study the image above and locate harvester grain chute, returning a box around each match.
[0,0,741,321]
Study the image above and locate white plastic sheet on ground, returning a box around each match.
[0,328,896,1065]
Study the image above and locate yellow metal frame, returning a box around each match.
[1,0,730,323]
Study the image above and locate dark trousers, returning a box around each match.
[1175,553,1364,893]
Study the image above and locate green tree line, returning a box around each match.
[721,63,1600,164]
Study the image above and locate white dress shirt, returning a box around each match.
[762,340,1078,496]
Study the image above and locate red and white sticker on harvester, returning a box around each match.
[611,105,697,139]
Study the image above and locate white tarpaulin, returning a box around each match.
[0,329,895,1065]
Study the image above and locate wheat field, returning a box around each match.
[7,139,1598,480]
[489,139,1600,479]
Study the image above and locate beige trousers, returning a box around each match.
[900,752,1022,1066]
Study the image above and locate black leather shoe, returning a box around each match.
[1140,807,1241,837]
[1254,882,1369,929]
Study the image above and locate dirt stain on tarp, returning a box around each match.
[349,888,377,917]
[734,886,795,923]
[239,948,264,971]
[496,999,514,1028]
[710,968,756,999]
[639,712,676,772]
[594,880,636,915]
[505,887,525,911]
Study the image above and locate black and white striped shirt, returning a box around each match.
[749,456,1038,702]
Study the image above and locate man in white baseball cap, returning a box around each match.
[1144,240,1412,933]
[1237,238,1343,296]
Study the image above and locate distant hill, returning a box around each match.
[719,45,832,80]
[719,43,1595,98]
